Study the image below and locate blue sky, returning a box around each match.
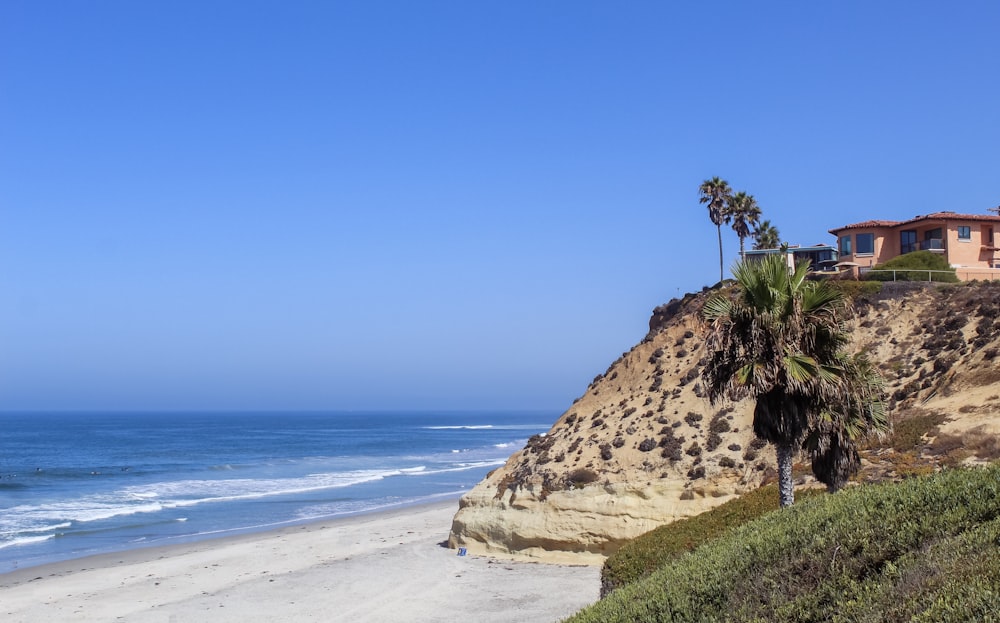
[2,1,998,412]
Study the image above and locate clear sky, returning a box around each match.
[2,1,998,412]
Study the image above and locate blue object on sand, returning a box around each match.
[458,547,467,556]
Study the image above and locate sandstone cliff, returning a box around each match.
[448,281,1000,564]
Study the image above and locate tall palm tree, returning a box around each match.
[728,191,762,262]
[698,177,733,283]
[804,353,888,492]
[702,254,849,507]
[753,219,781,250]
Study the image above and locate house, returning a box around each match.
[743,244,840,273]
[829,211,1000,281]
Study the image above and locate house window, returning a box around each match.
[900,230,917,254]
[920,228,944,251]
[957,226,971,240]
[839,235,852,255]
[856,233,875,256]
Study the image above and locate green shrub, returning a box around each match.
[599,484,820,596]
[568,465,1000,623]
[888,410,948,451]
[827,280,883,298]
[863,251,959,283]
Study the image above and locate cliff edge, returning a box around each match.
[448,281,1000,563]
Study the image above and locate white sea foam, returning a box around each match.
[0,469,408,540]
[409,460,505,475]
[292,489,469,523]
[20,522,72,534]
[120,468,414,509]
[0,534,55,550]
[423,425,494,430]
[1,500,166,531]
[452,460,505,469]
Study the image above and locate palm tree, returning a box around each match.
[698,177,733,283]
[753,219,781,250]
[728,191,762,262]
[702,254,849,507]
[804,353,888,492]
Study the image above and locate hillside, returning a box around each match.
[567,465,1000,622]
[447,280,1000,563]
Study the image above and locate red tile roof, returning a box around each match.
[829,211,1000,234]
[914,211,1000,223]
[829,219,900,233]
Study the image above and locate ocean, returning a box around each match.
[0,411,552,574]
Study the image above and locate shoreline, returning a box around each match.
[0,498,457,582]
[0,492,471,577]
[0,499,600,622]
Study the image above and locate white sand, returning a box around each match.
[0,500,600,622]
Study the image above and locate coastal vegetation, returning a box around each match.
[864,250,959,283]
[599,484,822,596]
[703,255,887,507]
[568,465,1000,622]
[824,279,882,299]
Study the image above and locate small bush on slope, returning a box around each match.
[825,280,882,299]
[566,464,1000,623]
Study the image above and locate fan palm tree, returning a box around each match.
[804,353,888,492]
[753,219,781,250]
[728,191,762,262]
[702,254,849,507]
[698,177,733,283]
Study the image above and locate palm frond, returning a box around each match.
[784,354,819,383]
[703,294,734,322]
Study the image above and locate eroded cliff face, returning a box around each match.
[448,281,1000,563]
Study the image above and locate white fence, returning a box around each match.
[860,268,1000,282]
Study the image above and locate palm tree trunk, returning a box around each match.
[739,236,745,263]
[775,441,795,507]
[717,224,724,282]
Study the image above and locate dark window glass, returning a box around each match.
[856,233,875,255]
[839,235,852,255]
[958,226,971,240]
[900,230,917,254]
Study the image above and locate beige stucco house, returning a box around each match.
[829,211,1000,281]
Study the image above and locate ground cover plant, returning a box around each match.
[600,484,821,596]
[567,464,1000,623]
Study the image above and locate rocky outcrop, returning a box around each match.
[448,281,1000,563]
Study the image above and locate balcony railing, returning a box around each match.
[918,239,945,251]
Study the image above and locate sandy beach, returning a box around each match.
[0,500,599,622]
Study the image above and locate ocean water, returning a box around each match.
[0,411,552,574]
